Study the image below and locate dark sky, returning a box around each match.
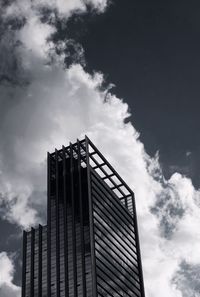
[65,0,200,187]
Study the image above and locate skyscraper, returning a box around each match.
[22,136,145,297]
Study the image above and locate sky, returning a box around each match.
[0,1,200,297]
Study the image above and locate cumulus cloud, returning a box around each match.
[172,261,200,297]
[0,252,21,297]
[0,0,110,228]
[3,0,109,21]
[0,1,200,297]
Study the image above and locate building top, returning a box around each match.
[48,136,134,215]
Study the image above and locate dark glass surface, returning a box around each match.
[91,171,142,297]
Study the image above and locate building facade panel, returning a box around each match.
[22,137,145,297]
[46,144,93,297]
[90,170,142,297]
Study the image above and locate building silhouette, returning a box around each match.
[22,136,145,297]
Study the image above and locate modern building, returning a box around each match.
[22,136,145,297]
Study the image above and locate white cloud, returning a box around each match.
[0,252,21,297]
[18,16,55,59]
[85,0,109,12]
[3,0,109,21]
[172,261,200,297]
[0,1,200,297]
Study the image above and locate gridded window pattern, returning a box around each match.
[22,226,47,297]
[22,136,145,297]
[91,170,142,297]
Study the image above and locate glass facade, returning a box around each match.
[22,137,145,297]
[91,171,141,297]
[22,226,47,297]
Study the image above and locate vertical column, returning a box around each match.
[30,228,35,297]
[38,225,42,297]
[70,143,78,297]
[77,140,87,297]
[47,152,51,297]
[42,227,48,297]
[62,146,69,297]
[132,193,145,297]
[22,231,27,297]
[55,150,60,297]
[85,137,97,297]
